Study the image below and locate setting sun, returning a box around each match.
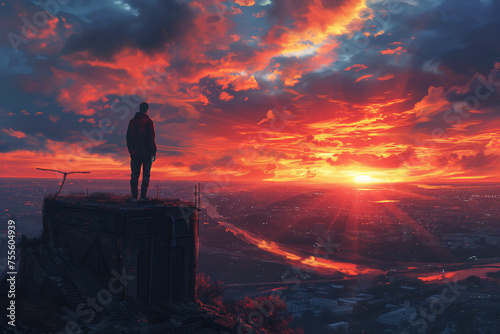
[353,175,374,183]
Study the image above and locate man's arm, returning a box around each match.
[126,120,133,155]
[148,119,157,156]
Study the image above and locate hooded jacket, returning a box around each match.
[126,112,157,158]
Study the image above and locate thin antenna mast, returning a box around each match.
[194,183,202,212]
[198,182,201,212]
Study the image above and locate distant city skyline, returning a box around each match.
[2,178,499,281]
[1,178,500,332]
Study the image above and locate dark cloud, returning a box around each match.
[0,131,45,153]
[441,150,500,170]
[63,0,195,59]
[190,163,210,172]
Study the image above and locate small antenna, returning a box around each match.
[194,183,202,212]
[198,183,201,211]
[36,168,90,197]
[156,185,159,200]
[194,184,197,210]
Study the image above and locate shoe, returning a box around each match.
[139,197,150,202]
[130,198,138,203]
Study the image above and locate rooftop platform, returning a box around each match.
[47,192,196,210]
[41,192,199,305]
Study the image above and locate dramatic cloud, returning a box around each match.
[0,0,499,183]
[62,1,195,60]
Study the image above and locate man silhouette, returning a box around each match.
[126,102,157,202]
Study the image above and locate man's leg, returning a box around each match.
[130,156,141,199]
[140,156,153,199]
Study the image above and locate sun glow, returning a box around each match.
[353,175,374,183]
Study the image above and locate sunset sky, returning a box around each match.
[1,0,499,183]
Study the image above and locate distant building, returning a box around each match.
[355,274,374,292]
[290,289,314,301]
[482,234,500,246]
[306,297,355,316]
[324,322,349,333]
[441,233,481,248]
[336,296,371,306]
[377,305,415,327]
[309,297,338,309]
[401,222,412,242]
[286,300,310,318]
[331,305,354,316]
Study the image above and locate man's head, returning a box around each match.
[140,102,150,113]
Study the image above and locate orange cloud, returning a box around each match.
[3,128,26,139]
[219,92,234,101]
[234,0,256,5]
[216,74,259,91]
[379,46,405,55]
[355,74,373,83]
[377,74,394,81]
[345,64,368,72]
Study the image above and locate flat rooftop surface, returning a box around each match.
[46,193,195,210]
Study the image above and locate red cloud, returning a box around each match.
[216,74,259,91]
[3,128,26,139]
[379,46,405,55]
[345,64,368,72]
[355,74,373,83]
[377,74,394,81]
[219,92,234,101]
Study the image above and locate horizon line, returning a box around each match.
[2,176,500,185]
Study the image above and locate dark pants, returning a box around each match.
[130,155,153,199]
